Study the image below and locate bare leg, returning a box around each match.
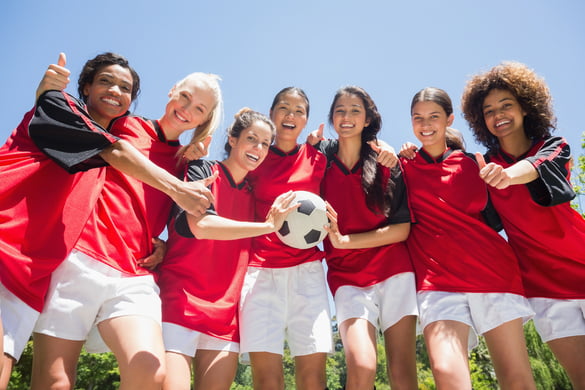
[383,315,418,390]
[339,318,377,390]
[249,351,284,390]
[547,335,585,390]
[294,352,327,390]
[31,333,84,390]
[484,318,536,390]
[162,351,192,390]
[424,320,472,390]
[193,349,238,390]
[98,315,166,390]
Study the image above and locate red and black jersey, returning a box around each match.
[486,136,585,299]
[157,161,254,342]
[0,91,119,311]
[247,143,327,268]
[321,156,413,295]
[401,148,524,295]
[74,116,181,276]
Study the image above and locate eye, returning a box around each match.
[262,141,270,148]
[484,110,493,117]
[120,85,131,93]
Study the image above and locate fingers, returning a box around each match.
[367,140,381,153]
[475,152,487,169]
[316,123,324,140]
[57,52,66,67]
[398,142,418,159]
[201,170,219,187]
[307,123,325,146]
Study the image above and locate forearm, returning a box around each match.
[505,160,539,185]
[341,222,410,249]
[188,214,275,240]
[100,139,181,196]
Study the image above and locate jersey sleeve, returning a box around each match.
[387,164,412,225]
[313,139,338,162]
[524,136,575,206]
[174,160,218,238]
[28,90,120,173]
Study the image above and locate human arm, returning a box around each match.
[368,139,398,168]
[35,53,70,101]
[100,139,217,216]
[187,190,298,240]
[136,237,167,270]
[324,202,410,249]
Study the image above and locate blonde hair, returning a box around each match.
[177,72,223,156]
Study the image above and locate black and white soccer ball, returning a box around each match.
[276,190,328,249]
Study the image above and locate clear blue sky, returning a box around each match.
[1,0,584,175]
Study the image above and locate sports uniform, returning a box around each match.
[0,91,118,359]
[239,143,333,356]
[34,114,181,351]
[485,136,585,341]
[321,156,417,329]
[158,160,254,355]
[401,148,532,343]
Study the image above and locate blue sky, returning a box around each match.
[1,0,584,180]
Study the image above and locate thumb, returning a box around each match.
[475,152,487,169]
[202,170,219,186]
[202,135,212,149]
[316,123,324,139]
[58,52,66,67]
[367,140,381,153]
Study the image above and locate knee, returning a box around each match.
[122,351,166,387]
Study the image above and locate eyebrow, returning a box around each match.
[483,97,512,109]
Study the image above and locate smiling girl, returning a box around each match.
[461,61,585,390]
[401,87,536,390]
[29,67,222,390]
[321,86,418,390]
[158,108,298,390]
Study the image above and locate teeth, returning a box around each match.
[496,120,510,127]
[175,112,187,122]
[246,153,259,161]
[341,124,353,128]
[421,131,434,136]
[102,98,120,106]
[282,123,295,129]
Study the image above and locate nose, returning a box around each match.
[108,84,122,96]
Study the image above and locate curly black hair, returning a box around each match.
[461,61,556,151]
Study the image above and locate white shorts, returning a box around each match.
[162,322,239,356]
[334,272,418,332]
[0,282,39,360]
[418,291,534,350]
[239,261,333,356]
[529,297,585,342]
[34,250,161,353]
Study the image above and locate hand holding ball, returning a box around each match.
[276,191,328,249]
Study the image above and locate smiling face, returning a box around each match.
[482,88,527,143]
[269,92,308,147]
[159,78,216,139]
[227,120,273,175]
[331,93,370,140]
[411,100,454,157]
[83,64,133,128]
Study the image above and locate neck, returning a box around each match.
[274,138,297,153]
[221,157,247,183]
[498,132,532,158]
[422,141,448,159]
[337,137,361,169]
[157,117,182,140]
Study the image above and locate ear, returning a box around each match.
[83,84,90,99]
[228,136,237,148]
[168,85,176,98]
[447,113,455,127]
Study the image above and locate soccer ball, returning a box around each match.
[276,191,328,249]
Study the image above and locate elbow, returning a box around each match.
[397,223,411,242]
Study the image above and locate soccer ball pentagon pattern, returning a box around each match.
[276,191,329,249]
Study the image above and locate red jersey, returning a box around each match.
[158,161,254,341]
[401,149,524,295]
[321,156,413,295]
[486,136,585,299]
[74,116,181,276]
[247,143,327,268]
[0,91,118,311]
